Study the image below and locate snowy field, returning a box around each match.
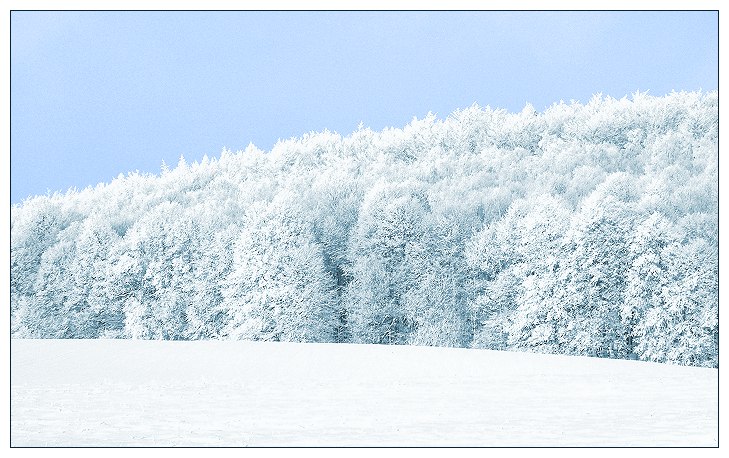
[11,339,717,447]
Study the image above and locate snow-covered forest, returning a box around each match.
[11,91,718,368]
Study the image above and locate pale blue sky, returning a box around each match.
[10,11,718,203]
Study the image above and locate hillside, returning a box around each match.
[10,339,718,446]
[10,91,718,367]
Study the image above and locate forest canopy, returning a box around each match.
[11,91,718,368]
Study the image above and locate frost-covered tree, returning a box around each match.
[68,217,124,337]
[184,217,237,340]
[402,211,471,347]
[622,212,679,357]
[17,216,121,338]
[221,195,337,342]
[11,196,72,335]
[657,238,718,367]
[304,164,364,342]
[120,202,196,339]
[557,191,635,358]
[345,180,427,344]
[466,194,572,352]
[465,217,517,351]
[625,215,717,367]
[24,223,79,338]
[504,195,573,354]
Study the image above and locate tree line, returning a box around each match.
[11,91,718,367]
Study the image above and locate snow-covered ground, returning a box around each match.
[11,339,717,447]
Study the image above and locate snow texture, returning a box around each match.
[11,339,718,447]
